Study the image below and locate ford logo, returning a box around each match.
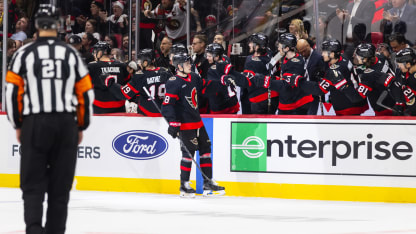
[112,130,168,160]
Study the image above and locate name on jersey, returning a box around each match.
[147,76,161,84]
[101,67,121,74]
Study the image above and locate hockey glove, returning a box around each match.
[168,122,181,138]
[216,62,232,76]
[221,75,236,86]
[328,70,347,90]
[104,75,118,87]
[253,74,271,89]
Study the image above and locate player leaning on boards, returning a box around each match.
[162,53,225,197]
[5,4,94,233]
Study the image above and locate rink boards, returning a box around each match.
[1,113,416,203]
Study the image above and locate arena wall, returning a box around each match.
[1,113,416,203]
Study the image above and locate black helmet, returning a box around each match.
[68,35,82,45]
[138,48,155,64]
[35,4,59,30]
[206,43,224,58]
[355,43,376,58]
[93,41,111,55]
[322,39,342,54]
[248,33,268,48]
[278,33,297,48]
[170,43,188,55]
[396,48,416,64]
[172,53,191,68]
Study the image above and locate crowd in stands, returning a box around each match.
[1,0,416,116]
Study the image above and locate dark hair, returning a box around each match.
[106,34,119,48]
[389,33,407,44]
[85,32,97,46]
[86,19,98,32]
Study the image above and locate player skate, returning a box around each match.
[203,180,225,196]
[180,181,196,198]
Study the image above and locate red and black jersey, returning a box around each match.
[243,54,278,103]
[204,65,240,114]
[162,72,206,130]
[88,60,130,113]
[401,72,416,107]
[301,56,368,115]
[276,54,313,111]
[108,67,171,116]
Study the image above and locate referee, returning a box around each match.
[5,4,94,234]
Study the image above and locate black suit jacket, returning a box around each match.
[305,49,325,82]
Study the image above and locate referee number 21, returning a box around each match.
[42,59,62,79]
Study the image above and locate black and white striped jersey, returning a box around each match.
[5,36,94,130]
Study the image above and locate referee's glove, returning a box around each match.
[168,122,181,138]
[104,75,118,87]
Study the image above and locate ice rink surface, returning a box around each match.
[1,188,416,234]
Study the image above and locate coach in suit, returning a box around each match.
[297,39,325,115]
[383,0,416,44]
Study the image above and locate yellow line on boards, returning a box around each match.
[2,174,416,203]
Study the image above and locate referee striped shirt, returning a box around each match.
[5,36,94,130]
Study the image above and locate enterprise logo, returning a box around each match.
[231,136,264,158]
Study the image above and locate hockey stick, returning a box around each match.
[266,53,283,114]
[376,90,393,111]
[143,87,214,183]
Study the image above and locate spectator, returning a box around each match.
[288,18,308,40]
[213,31,225,49]
[138,0,160,49]
[107,1,128,35]
[383,0,416,43]
[111,48,123,61]
[11,16,29,49]
[121,34,129,58]
[104,34,119,49]
[331,0,375,45]
[388,33,411,70]
[69,34,94,64]
[6,38,17,64]
[89,0,108,37]
[144,0,188,43]
[156,36,173,70]
[81,32,97,61]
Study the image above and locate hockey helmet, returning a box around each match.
[93,41,111,55]
[172,53,191,68]
[396,48,416,64]
[138,48,155,64]
[35,4,59,30]
[206,43,224,58]
[248,33,269,48]
[278,33,297,48]
[170,43,188,55]
[321,39,342,54]
[355,43,376,58]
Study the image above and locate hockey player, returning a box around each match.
[162,53,225,197]
[240,33,278,114]
[88,41,130,113]
[394,48,416,115]
[347,43,403,115]
[289,39,369,115]
[105,48,171,116]
[204,43,240,114]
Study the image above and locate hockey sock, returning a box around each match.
[200,153,213,180]
[180,152,194,181]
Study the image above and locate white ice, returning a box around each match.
[1,187,416,234]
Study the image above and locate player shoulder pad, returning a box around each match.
[364,68,374,74]
[159,67,169,72]
[329,64,339,70]
[169,76,176,81]
[136,70,144,75]
[89,61,97,64]
[252,56,261,61]
[291,58,301,63]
